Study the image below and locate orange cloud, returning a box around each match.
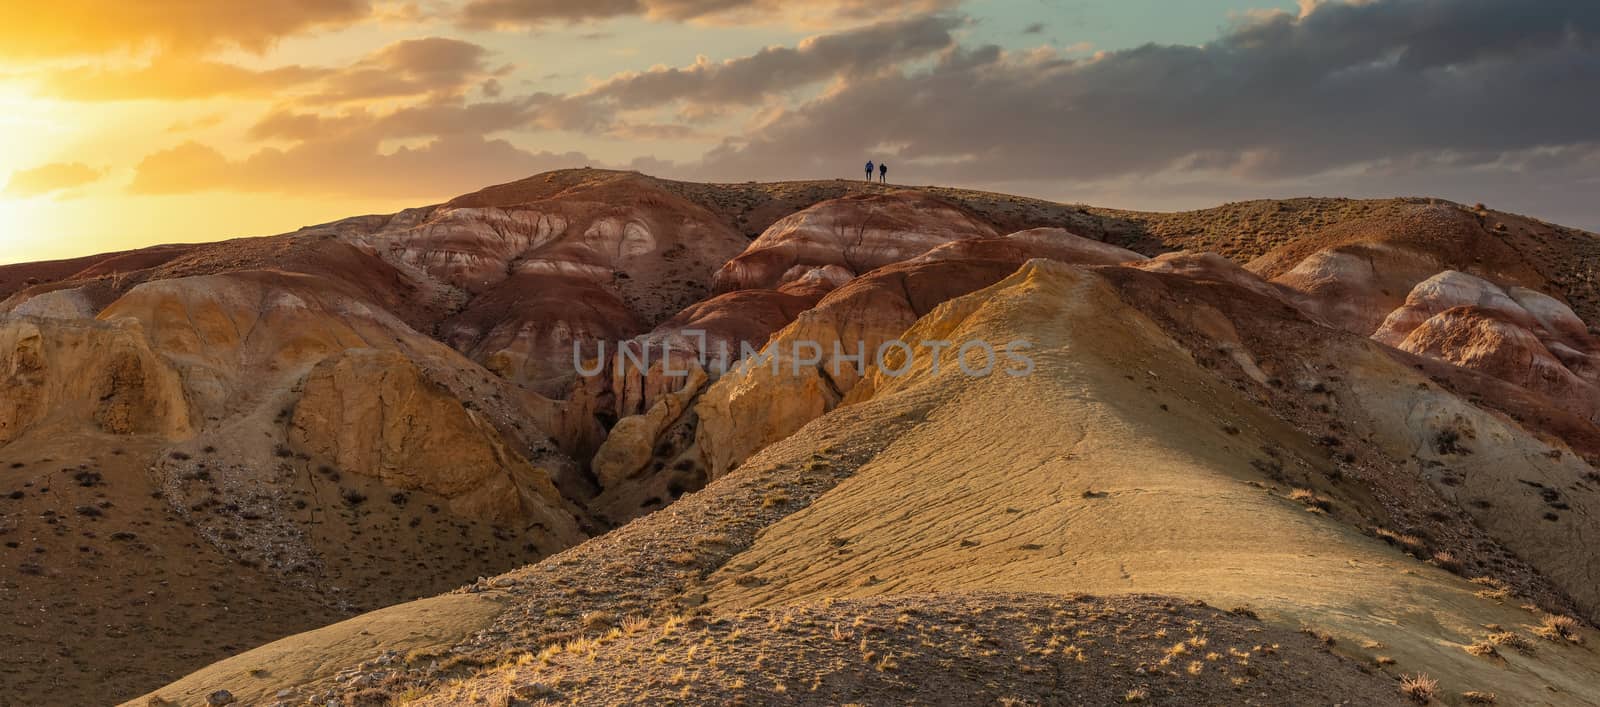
[129,135,591,199]
[36,58,330,101]
[32,37,499,104]
[303,37,505,104]
[460,0,957,29]
[3,162,105,197]
[0,1,373,58]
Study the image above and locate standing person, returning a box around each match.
[879,162,888,183]
[865,160,875,182]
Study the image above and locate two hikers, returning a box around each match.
[864,160,889,183]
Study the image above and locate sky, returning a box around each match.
[0,0,1596,265]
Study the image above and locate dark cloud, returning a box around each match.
[3,162,105,197]
[688,0,1600,192]
[534,15,959,132]
[304,37,504,104]
[592,15,957,106]
[459,0,956,28]
[0,1,371,58]
[105,0,1600,233]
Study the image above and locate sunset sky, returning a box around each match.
[1,0,1596,264]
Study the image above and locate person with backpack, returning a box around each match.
[879,162,888,183]
[865,160,875,182]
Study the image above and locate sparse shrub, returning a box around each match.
[340,488,367,506]
[1533,615,1581,643]
[1463,639,1498,658]
[1434,429,1470,455]
[403,648,439,664]
[1288,488,1331,512]
[1461,691,1497,704]
[1400,673,1438,704]
[1299,626,1335,647]
[1375,528,1426,551]
[581,611,616,632]
[1486,631,1533,654]
[1430,552,1461,574]
[622,616,651,634]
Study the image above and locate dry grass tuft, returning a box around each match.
[1374,528,1425,550]
[1485,631,1534,654]
[1461,691,1497,704]
[1463,639,1498,659]
[1288,488,1332,512]
[1429,552,1461,574]
[581,611,617,632]
[1400,673,1438,704]
[1533,615,1582,643]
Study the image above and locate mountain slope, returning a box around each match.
[2,170,1598,705]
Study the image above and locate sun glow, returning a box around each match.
[0,198,36,263]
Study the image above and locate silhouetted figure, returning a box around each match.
[865,160,875,182]
[879,162,888,183]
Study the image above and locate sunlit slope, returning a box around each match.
[698,261,1600,704]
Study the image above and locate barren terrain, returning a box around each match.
[2,169,1598,705]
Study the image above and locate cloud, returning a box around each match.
[36,58,331,101]
[32,37,499,103]
[303,37,505,104]
[686,0,1600,189]
[94,0,1600,235]
[130,135,593,199]
[591,15,956,105]
[3,162,106,197]
[0,1,372,58]
[166,114,227,133]
[459,0,956,29]
[249,98,538,141]
[532,15,959,132]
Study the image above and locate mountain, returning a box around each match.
[1,169,1597,705]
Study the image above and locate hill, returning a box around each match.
[0,169,1597,705]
